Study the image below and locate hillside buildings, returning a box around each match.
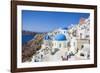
[32,17,90,62]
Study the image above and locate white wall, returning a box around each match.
[0,0,99,73]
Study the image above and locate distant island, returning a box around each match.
[22,30,37,35]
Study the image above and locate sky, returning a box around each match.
[22,10,90,32]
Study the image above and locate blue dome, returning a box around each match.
[55,34,66,41]
[44,35,50,40]
[61,27,68,30]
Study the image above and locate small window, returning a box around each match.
[59,43,61,48]
[81,45,84,49]
[80,33,82,38]
[80,53,84,56]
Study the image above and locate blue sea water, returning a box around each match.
[22,35,34,44]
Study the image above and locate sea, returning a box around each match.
[22,35,34,44]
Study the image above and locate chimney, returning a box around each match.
[79,18,86,25]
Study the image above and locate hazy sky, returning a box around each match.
[22,10,89,32]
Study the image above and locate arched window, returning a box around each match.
[59,43,61,48]
[81,45,84,50]
[80,33,82,39]
[64,31,66,33]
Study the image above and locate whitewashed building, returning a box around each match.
[32,17,90,62]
